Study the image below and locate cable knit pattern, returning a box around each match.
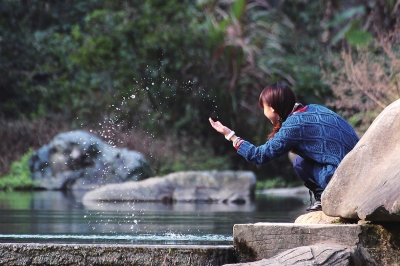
[237,104,359,180]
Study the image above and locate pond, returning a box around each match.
[0,190,309,245]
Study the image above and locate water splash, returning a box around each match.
[70,66,221,238]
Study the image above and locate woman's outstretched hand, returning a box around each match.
[209,118,232,136]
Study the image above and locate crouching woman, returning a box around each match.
[209,83,359,212]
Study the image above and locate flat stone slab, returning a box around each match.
[233,222,400,265]
[225,244,355,266]
[0,243,236,266]
[233,223,361,262]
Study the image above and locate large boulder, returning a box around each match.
[82,170,256,204]
[29,130,152,190]
[322,99,400,221]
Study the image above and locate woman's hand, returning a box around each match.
[209,118,232,136]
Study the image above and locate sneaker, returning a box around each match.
[306,200,322,212]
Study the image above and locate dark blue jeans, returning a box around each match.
[293,156,331,200]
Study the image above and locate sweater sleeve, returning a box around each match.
[237,135,293,165]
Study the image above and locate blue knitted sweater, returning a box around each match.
[237,104,359,178]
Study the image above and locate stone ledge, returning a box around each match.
[233,223,361,262]
[3,223,400,265]
[233,222,400,265]
[0,243,237,266]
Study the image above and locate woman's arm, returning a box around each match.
[209,118,291,164]
[238,131,294,165]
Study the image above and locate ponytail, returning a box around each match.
[268,122,282,140]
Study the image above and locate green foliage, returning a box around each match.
[0,0,101,118]
[232,0,246,20]
[326,6,367,46]
[322,25,400,136]
[345,28,373,47]
[256,177,302,190]
[3,0,397,184]
[0,150,37,191]
[322,1,397,48]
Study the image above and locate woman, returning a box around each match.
[209,83,359,212]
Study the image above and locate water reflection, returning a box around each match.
[0,190,309,245]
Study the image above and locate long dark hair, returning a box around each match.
[258,83,297,140]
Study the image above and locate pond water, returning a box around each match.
[0,190,309,245]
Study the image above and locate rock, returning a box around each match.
[0,243,237,266]
[82,170,256,204]
[233,223,362,262]
[224,245,354,266]
[294,211,344,224]
[322,99,400,221]
[232,223,398,265]
[28,130,152,190]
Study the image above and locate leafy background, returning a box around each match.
[1,0,399,189]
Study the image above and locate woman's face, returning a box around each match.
[263,102,279,125]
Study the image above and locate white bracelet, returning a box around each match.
[233,137,242,147]
[225,130,235,140]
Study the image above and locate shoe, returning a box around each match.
[306,200,322,212]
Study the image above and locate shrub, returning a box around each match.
[0,150,37,191]
[322,8,400,135]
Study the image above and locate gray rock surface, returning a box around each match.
[233,223,362,262]
[29,130,152,190]
[224,245,354,266]
[232,222,400,265]
[0,243,236,266]
[83,170,256,204]
[322,99,400,221]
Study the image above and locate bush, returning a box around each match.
[322,27,400,135]
[0,150,37,191]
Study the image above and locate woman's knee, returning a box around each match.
[292,156,312,183]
